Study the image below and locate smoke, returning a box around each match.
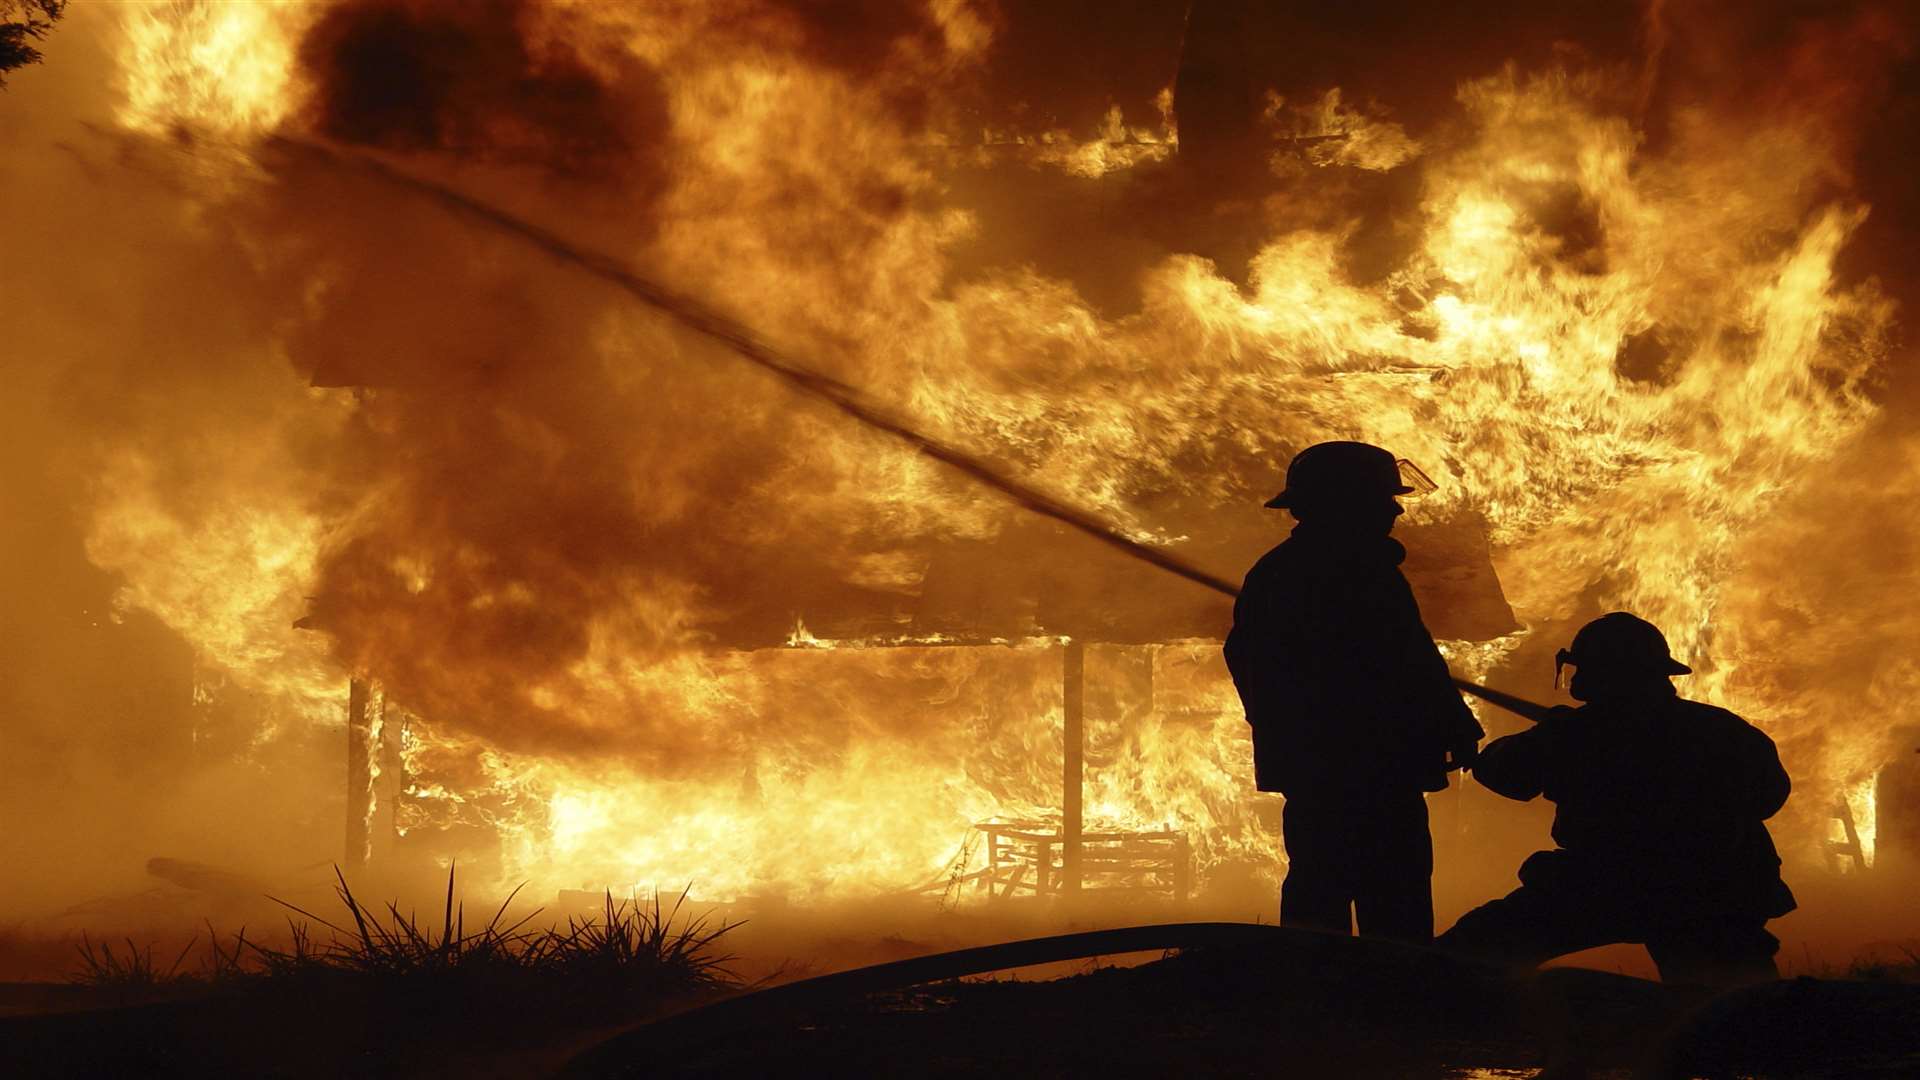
[298,0,665,184]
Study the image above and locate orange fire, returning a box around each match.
[32,0,1913,906]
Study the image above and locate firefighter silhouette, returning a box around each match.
[1438,612,1795,984]
[1225,441,1481,943]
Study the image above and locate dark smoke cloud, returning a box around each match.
[740,0,943,77]
[260,2,990,759]
[958,0,1186,129]
[300,0,670,184]
[286,2,676,392]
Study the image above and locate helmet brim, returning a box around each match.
[1264,485,1415,510]
[1563,654,1694,676]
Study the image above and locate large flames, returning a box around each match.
[9,1,1915,911]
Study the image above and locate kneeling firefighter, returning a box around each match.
[1438,612,1795,984]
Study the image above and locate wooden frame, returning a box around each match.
[974,824,1191,902]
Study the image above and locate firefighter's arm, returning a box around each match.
[1470,729,1549,801]
[1224,597,1316,795]
[1223,620,1315,723]
[1223,561,1325,725]
[1405,611,1482,768]
[1222,623,1272,719]
[1441,686,1484,769]
[1738,722,1791,820]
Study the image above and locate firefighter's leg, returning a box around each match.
[1351,792,1434,945]
[1279,796,1356,934]
[1435,884,1620,970]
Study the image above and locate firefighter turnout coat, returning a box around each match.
[1224,526,1482,798]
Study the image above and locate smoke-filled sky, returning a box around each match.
[3,0,1919,920]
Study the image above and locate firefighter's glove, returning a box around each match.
[1445,740,1479,772]
[1540,705,1579,730]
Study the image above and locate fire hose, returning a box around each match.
[261,136,1553,724]
[263,136,1241,605]
[555,922,1520,1077]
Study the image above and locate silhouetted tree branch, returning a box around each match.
[0,0,66,88]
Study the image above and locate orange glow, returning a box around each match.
[117,1,309,137]
[26,1,1909,911]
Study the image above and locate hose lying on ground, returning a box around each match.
[556,922,1512,1077]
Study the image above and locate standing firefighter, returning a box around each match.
[1438,612,1795,984]
[1224,441,1482,943]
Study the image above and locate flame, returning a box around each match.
[82,403,352,724]
[117,1,308,138]
[396,645,1068,898]
[1844,776,1878,868]
[949,92,1179,179]
[64,2,1916,907]
[1265,87,1419,173]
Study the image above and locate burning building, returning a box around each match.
[4,0,1920,943]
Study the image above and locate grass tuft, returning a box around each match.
[73,933,196,991]
[66,866,741,1022]
[1846,944,1920,983]
[525,885,740,998]
[256,866,541,981]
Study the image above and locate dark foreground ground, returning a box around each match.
[4,927,1919,1078]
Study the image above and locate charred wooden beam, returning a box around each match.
[1061,640,1085,897]
[145,857,267,898]
[344,678,381,871]
[373,701,409,864]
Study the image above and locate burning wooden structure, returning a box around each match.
[26,0,1909,925]
[973,822,1193,902]
[312,506,1519,900]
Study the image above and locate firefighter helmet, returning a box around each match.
[1555,612,1692,682]
[1264,441,1434,509]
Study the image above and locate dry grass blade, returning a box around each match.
[71,870,739,1021]
[72,932,197,990]
[202,920,250,981]
[537,885,742,996]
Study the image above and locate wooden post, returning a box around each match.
[1062,640,1085,896]
[373,701,408,864]
[345,678,380,871]
[1830,796,1869,873]
[985,828,1001,902]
